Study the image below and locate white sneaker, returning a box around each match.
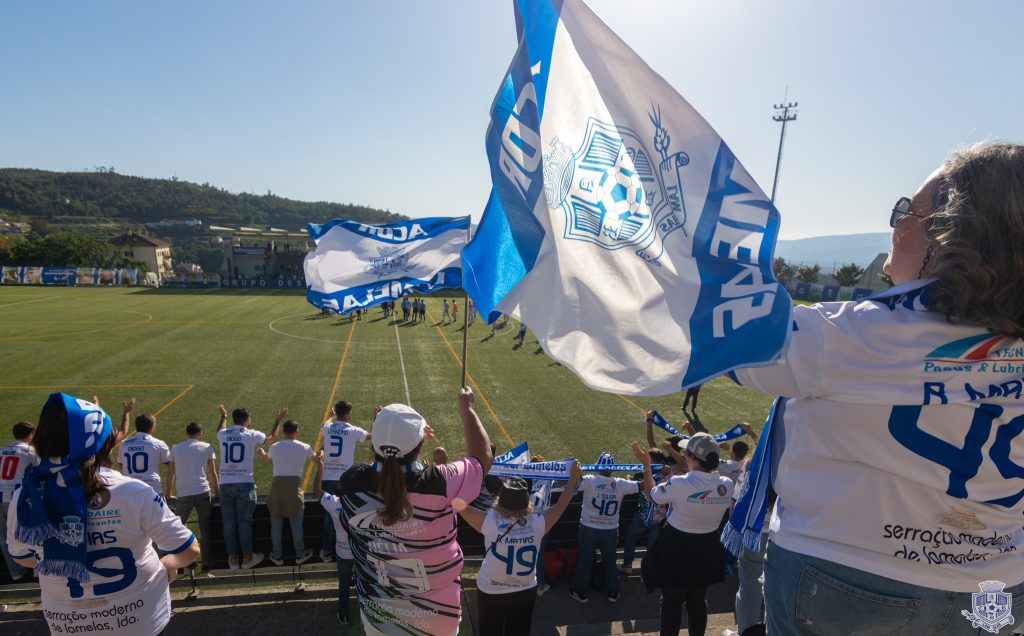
[295,549,314,565]
[722,631,741,636]
[537,583,551,596]
[269,553,285,566]
[320,549,334,563]
[228,558,241,571]
[242,553,264,569]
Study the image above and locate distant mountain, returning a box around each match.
[775,232,890,268]
[0,168,403,232]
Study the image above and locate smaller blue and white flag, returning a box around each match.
[304,217,468,314]
[494,441,531,465]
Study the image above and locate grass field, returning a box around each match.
[0,286,775,492]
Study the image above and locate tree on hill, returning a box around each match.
[795,263,822,283]
[833,262,866,287]
[773,257,794,284]
[2,232,147,271]
[0,168,403,230]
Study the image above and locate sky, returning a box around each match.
[1,1,1022,239]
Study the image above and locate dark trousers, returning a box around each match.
[476,587,537,635]
[174,492,213,569]
[660,586,707,636]
[321,479,340,552]
[336,556,354,619]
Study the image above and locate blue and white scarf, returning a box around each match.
[16,393,112,582]
[721,397,781,558]
[649,411,748,443]
[489,459,575,480]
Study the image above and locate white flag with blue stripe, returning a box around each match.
[304,217,468,314]
[461,0,792,396]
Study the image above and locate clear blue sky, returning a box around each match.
[2,1,1021,239]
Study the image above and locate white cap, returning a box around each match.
[372,404,426,459]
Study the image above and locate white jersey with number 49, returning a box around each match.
[6,468,194,636]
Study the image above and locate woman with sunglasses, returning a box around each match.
[729,144,1024,635]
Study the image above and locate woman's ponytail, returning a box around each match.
[377,456,411,525]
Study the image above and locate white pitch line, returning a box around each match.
[0,296,59,310]
[393,318,412,406]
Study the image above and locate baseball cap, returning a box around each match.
[497,477,530,511]
[686,433,720,462]
[372,404,426,459]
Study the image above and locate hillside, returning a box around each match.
[775,232,890,268]
[0,168,403,232]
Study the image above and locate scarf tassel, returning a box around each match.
[15,521,57,547]
[37,558,91,582]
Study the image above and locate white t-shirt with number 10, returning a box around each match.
[320,420,368,481]
[216,425,266,485]
[0,440,38,505]
[118,433,170,492]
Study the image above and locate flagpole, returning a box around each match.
[461,218,470,388]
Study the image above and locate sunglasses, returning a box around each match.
[889,197,930,228]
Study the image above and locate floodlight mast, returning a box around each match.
[770,100,798,205]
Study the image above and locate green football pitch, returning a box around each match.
[0,286,774,492]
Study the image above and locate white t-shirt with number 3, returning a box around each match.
[319,420,368,481]
[734,280,1024,592]
[6,468,194,636]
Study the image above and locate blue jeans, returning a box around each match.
[0,502,26,580]
[337,556,355,618]
[574,525,619,596]
[622,512,660,568]
[271,512,305,558]
[321,479,340,552]
[765,541,1024,635]
[220,482,256,558]
[735,534,767,633]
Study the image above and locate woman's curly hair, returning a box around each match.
[924,143,1024,337]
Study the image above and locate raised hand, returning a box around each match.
[458,386,474,410]
[631,440,651,465]
[123,397,136,414]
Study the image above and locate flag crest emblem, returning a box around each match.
[546,111,688,263]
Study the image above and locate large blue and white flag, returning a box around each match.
[461,0,792,396]
[304,217,468,314]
